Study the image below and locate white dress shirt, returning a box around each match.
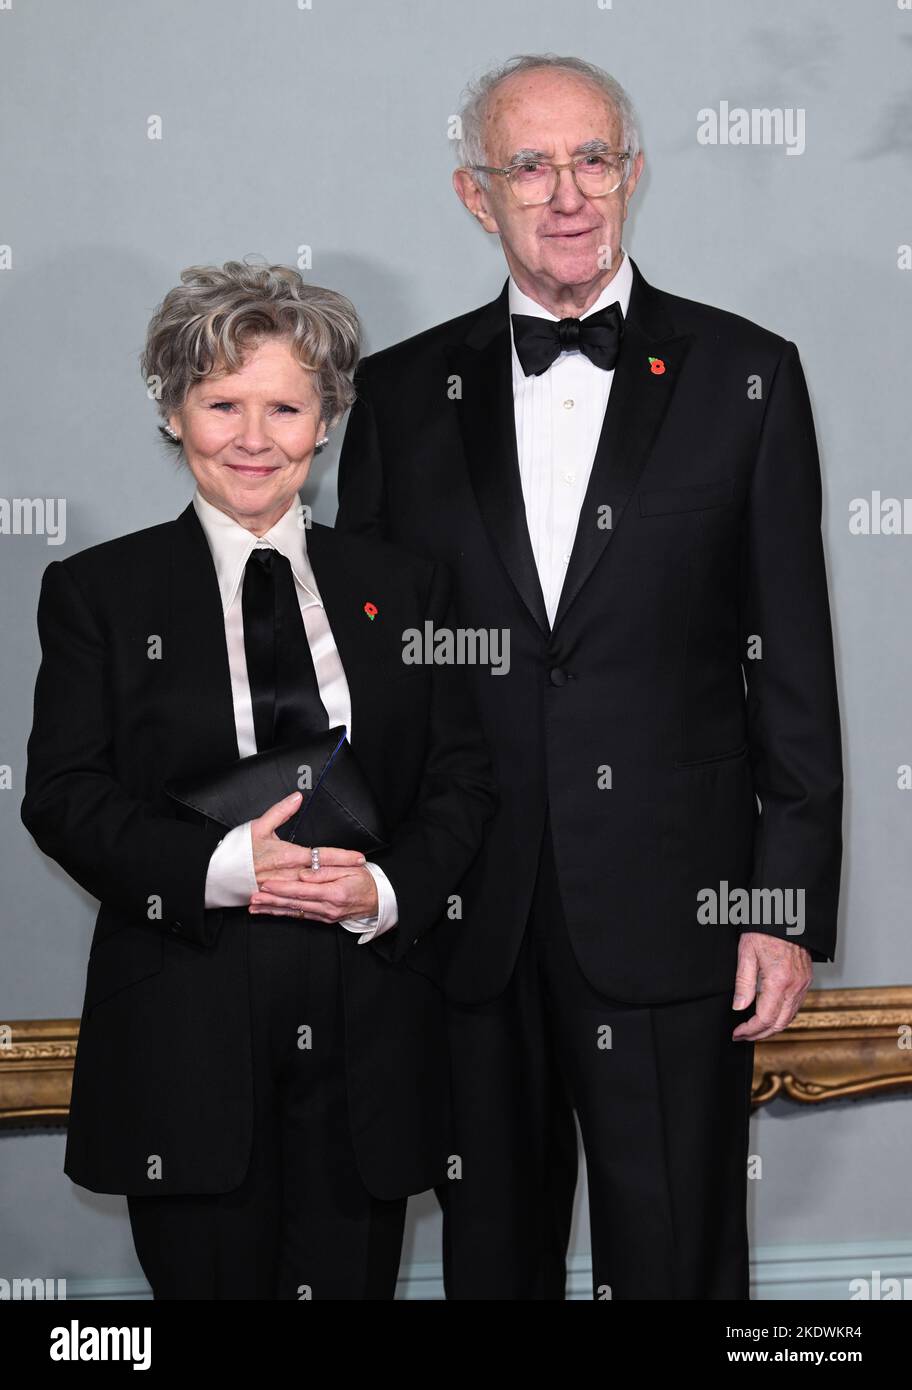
[509,247,633,626]
[193,488,397,943]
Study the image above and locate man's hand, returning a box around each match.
[249,792,369,920]
[732,932,814,1041]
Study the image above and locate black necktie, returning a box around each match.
[241,546,329,750]
[511,301,624,377]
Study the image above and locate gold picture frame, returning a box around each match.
[1,986,911,1127]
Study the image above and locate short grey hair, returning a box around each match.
[140,259,360,449]
[455,54,640,189]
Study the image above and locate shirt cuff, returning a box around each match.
[339,861,399,944]
[203,823,257,908]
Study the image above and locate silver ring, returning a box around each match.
[311,847,321,872]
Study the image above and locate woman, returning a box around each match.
[21,260,496,1299]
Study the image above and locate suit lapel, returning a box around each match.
[305,522,384,753]
[552,258,694,632]
[446,286,550,637]
[169,503,241,766]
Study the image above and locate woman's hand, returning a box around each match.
[249,792,378,922]
[250,864,379,922]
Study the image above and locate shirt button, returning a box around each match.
[563,472,575,485]
[563,398,575,410]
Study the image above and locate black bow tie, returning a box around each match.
[511,301,624,377]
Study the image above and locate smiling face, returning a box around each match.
[169,335,325,535]
[454,68,644,316]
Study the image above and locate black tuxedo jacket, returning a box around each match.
[337,257,844,1006]
[21,504,495,1198]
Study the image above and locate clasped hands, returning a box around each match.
[247,795,815,1039]
[247,791,378,922]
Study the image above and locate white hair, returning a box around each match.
[455,53,640,188]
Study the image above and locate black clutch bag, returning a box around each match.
[165,727,387,853]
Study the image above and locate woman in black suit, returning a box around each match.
[21,260,496,1300]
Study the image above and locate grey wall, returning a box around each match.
[2,0,910,1295]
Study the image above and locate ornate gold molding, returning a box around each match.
[0,1019,76,1128]
[750,986,912,1106]
[1,988,911,1127]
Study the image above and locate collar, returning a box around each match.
[191,487,323,617]
[508,246,633,324]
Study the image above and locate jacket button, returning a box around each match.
[549,668,568,687]
[170,921,182,933]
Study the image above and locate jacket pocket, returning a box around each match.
[83,923,164,1014]
[674,742,748,770]
[639,477,734,517]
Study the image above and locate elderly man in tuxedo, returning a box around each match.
[337,54,843,1299]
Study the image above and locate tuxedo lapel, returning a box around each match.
[447,265,693,640]
[169,503,241,767]
[446,285,550,637]
[552,259,694,632]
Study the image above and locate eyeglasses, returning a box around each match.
[469,150,631,206]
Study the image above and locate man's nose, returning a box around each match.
[550,165,587,213]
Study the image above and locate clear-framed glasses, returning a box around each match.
[470,150,631,206]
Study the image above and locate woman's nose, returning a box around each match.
[234,413,271,452]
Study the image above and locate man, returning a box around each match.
[337,54,843,1300]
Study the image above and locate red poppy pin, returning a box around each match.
[363,601,378,621]
[648,356,666,375]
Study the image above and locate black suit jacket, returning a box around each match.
[21,504,495,1198]
[337,257,844,1006]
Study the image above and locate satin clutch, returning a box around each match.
[165,727,387,853]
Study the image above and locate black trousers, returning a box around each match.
[438,816,756,1300]
[127,920,407,1299]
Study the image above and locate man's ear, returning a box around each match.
[453,168,500,234]
[623,151,645,217]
